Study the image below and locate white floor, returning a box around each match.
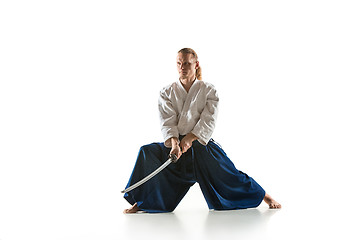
[1,181,358,240]
[120,184,359,240]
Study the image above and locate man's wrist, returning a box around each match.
[170,137,180,147]
[187,132,199,142]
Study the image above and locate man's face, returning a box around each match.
[176,52,199,80]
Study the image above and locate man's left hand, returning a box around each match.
[180,133,198,153]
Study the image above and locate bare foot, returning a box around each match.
[123,203,142,214]
[263,193,282,209]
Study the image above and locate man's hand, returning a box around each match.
[180,133,198,153]
[169,137,182,159]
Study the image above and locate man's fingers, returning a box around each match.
[180,139,192,154]
[182,145,190,153]
[170,148,182,159]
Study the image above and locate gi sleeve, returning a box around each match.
[191,86,219,145]
[158,89,179,148]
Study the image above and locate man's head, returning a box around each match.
[177,48,202,81]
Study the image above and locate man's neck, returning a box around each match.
[180,77,196,92]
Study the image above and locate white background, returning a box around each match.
[1,1,359,240]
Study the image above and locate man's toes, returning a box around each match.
[124,208,135,214]
[269,202,281,209]
[272,203,281,209]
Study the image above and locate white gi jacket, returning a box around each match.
[158,79,219,148]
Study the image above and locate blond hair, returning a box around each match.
[178,48,202,80]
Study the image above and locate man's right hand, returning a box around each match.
[170,137,182,159]
[170,145,182,160]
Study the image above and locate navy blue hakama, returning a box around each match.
[123,139,265,213]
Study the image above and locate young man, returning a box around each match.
[123,48,281,213]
